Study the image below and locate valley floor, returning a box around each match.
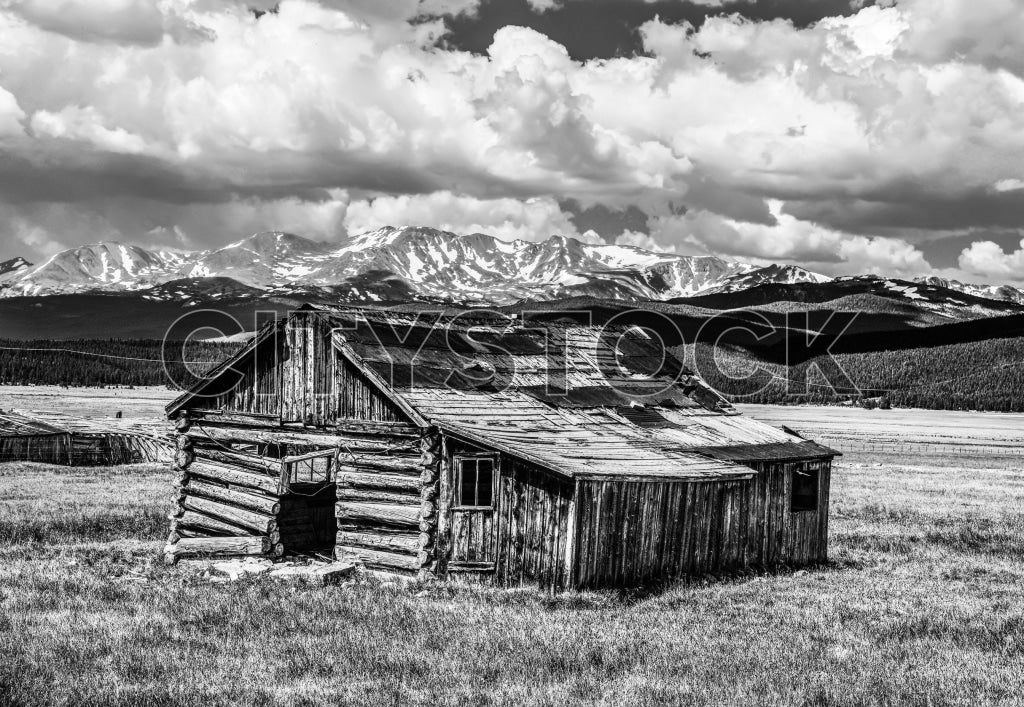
[0,393,1022,705]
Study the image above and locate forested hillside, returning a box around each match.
[2,335,1022,412]
[682,337,1024,412]
[0,340,239,387]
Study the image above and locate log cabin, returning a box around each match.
[164,305,838,590]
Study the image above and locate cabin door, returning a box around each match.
[449,454,499,568]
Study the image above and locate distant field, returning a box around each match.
[738,404,1024,461]
[0,406,1022,705]
[0,385,172,422]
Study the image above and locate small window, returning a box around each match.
[455,456,496,509]
[791,466,819,512]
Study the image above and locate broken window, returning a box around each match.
[455,456,496,509]
[791,465,819,512]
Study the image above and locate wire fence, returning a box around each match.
[814,435,1024,460]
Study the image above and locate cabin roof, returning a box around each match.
[0,410,69,436]
[167,306,838,480]
[0,409,169,440]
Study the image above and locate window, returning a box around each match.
[791,465,819,512]
[455,456,496,509]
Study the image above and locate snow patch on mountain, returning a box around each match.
[915,276,1024,306]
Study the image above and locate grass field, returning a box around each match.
[0,396,1023,705]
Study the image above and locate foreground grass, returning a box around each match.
[0,458,1022,706]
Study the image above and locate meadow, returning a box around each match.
[0,398,1022,705]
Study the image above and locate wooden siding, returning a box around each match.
[205,336,282,417]
[194,311,408,426]
[494,460,574,591]
[571,459,831,589]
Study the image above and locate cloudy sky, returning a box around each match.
[0,0,1022,284]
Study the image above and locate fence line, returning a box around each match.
[814,435,1024,458]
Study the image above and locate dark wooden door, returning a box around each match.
[449,455,499,568]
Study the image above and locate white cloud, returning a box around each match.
[959,238,1024,280]
[992,178,1024,193]
[642,201,931,277]
[0,84,25,137]
[0,0,1022,283]
[343,191,596,244]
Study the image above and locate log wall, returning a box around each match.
[333,427,426,574]
[570,458,831,589]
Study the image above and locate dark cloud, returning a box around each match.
[444,0,863,60]
[563,201,649,240]
[783,188,1024,235]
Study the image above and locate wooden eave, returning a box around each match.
[165,319,282,418]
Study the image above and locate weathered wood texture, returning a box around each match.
[190,311,409,427]
[0,431,170,466]
[166,435,338,561]
[570,458,831,589]
[333,447,423,572]
[493,460,574,591]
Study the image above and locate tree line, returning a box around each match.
[0,339,240,388]
[681,336,1024,412]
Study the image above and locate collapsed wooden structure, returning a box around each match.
[165,306,838,589]
[0,409,171,466]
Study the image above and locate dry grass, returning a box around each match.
[0,454,1022,706]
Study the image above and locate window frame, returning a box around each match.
[790,464,820,513]
[452,454,499,511]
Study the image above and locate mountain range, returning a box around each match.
[3,228,1021,310]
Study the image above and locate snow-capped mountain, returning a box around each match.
[706,264,832,294]
[0,257,32,284]
[0,228,768,303]
[914,276,1024,306]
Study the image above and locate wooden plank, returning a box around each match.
[338,471,421,493]
[336,545,420,571]
[336,502,419,529]
[181,496,276,534]
[191,425,415,451]
[336,457,421,474]
[187,460,281,494]
[174,510,259,537]
[337,488,420,505]
[336,530,419,555]
[186,479,281,516]
[165,535,269,559]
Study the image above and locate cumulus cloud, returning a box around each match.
[0,85,25,137]
[343,191,598,244]
[2,0,214,45]
[959,238,1024,281]
[640,201,932,277]
[0,0,1021,284]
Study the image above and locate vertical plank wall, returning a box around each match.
[493,460,574,591]
[200,311,407,426]
[571,458,831,589]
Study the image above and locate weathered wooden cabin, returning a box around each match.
[0,409,170,466]
[165,306,837,589]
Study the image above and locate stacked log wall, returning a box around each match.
[333,424,426,573]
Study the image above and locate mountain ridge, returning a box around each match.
[0,228,772,304]
[2,229,1020,310]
